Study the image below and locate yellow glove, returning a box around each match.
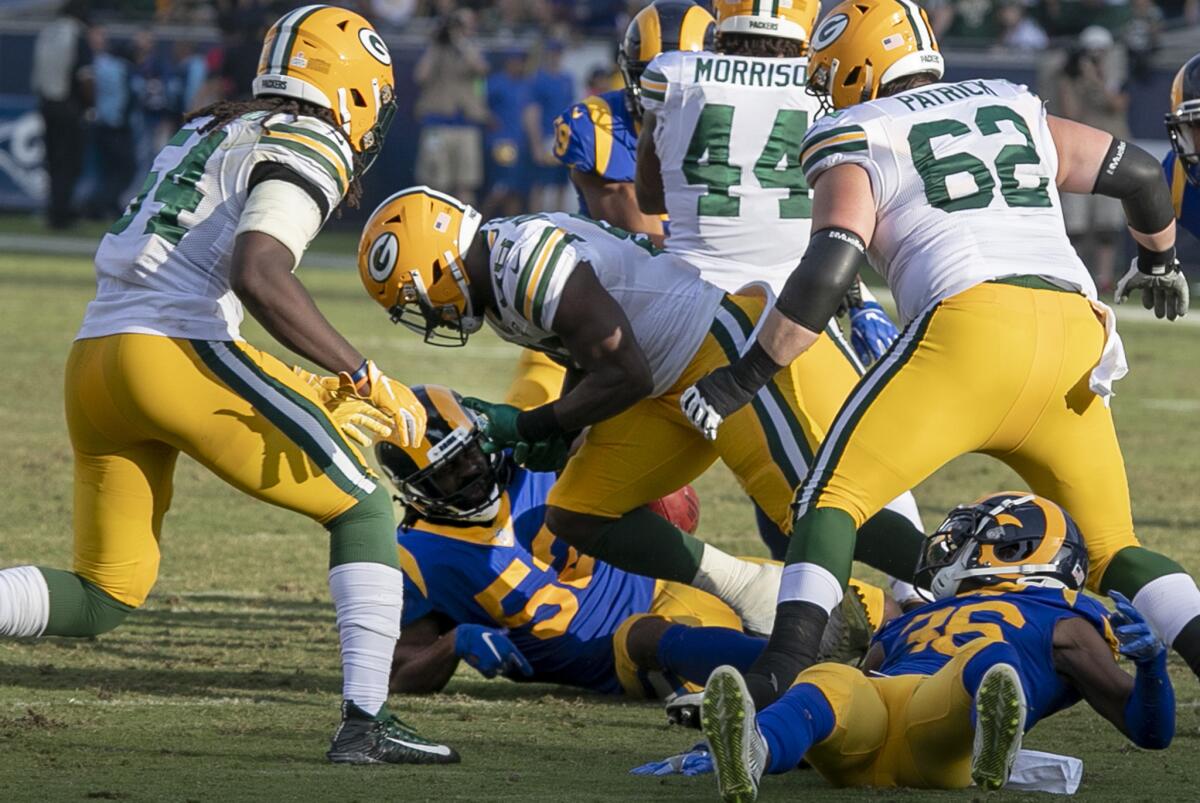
[292,366,395,448]
[337,360,427,448]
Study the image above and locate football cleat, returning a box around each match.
[703,666,768,803]
[327,701,460,765]
[815,583,874,666]
[665,690,704,730]
[970,664,1026,791]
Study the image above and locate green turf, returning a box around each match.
[1,252,1198,802]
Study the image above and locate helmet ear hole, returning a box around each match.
[431,261,443,284]
[336,20,349,31]
[350,88,368,107]
[843,65,862,87]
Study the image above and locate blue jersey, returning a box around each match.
[872,586,1116,729]
[552,89,639,214]
[1164,151,1200,240]
[397,468,656,694]
[531,69,575,138]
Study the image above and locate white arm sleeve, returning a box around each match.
[235,179,324,270]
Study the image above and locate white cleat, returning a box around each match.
[737,561,781,636]
[703,666,768,803]
[971,663,1027,791]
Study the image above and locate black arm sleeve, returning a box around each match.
[774,228,868,332]
[1091,138,1175,235]
[247,161,330,221]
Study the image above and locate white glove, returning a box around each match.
[1115,253,1189,321]
[680,384,725,441]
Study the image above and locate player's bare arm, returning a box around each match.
[231,232,365,376]
[634,111,667,216]
[572,169,666,244]
[389,615,458,695]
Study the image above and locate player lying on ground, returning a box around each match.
[506,0,715,413]
[374,385,895,699]
[681,0,1200,706]
[702,493,1174,802]
[0,5,458,765]
[1164,51,1200,239]
[633,0,918,560]
[357,189,936,636]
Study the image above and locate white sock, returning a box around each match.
[883,491,924,532]
[1132,572,1200,645]
[329,562,404,716]
[889,579,923,607]
[0,566,50,637]
[691,545,763,608]
[778,562,844,614]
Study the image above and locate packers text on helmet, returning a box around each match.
[713,0,820,44]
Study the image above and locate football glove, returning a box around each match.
[336,360,426,448]
[1108,590,1166,665]
[454,624,533,679]
[680,368,753,441]
[1115,248,1190,321]
[629,743,713,776]
[293,365,394,448]
[461,397,523,448]
[849,301,900,364]
[512,437,571,473]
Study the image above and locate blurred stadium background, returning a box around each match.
[0,0,1197,291]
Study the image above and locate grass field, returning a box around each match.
[1,250,1198,802]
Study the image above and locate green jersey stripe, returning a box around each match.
[801,124,867,153]
[530,235,574,328]
[260,135,347,195]
[641,88,666,103]
[269,123,354,176]
[641,68,668,84]
[802,139,868,175]
[514,226,558,320]
[167,127,195,147]
[278,5,323,75]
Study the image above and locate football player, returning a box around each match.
[0,6,457,765]
[357,188,932,638]
[377,386,893,699]
[634,0,922,562]
[505,0,715,413]
[1164,52,1200,239]
[702,494,1174,801]
[681,0,1200,706]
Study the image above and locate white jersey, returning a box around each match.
[641,50,822,295]
[481,213,724,397]
[801,79,1096,325]
[77,111,352,342]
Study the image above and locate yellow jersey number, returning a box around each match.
[902,600,1026,657]
[553,115,572,159]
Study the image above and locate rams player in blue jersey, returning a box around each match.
[1164,53,1200,240]
[378,386,895,699]
[702,493,1175,801]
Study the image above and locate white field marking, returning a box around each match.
[1140,398,1200,413]
[7,697,268,708]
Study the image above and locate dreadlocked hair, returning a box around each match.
[186,96,364,210]
[879,72,940,98]
[717,32,806,59]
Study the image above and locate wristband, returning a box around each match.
[1135,244,1178,276]
[729,342,786,394]
[349,359,371,394]
[516,404,563,442]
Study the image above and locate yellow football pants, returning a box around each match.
[548,294,862,530]
[504,349,567,410]
[793,281,1139,588]
[64,334,376,607]
[801,638,995,788]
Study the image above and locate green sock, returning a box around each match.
[575,508,706,583]
[1099,546,1187,597]
[854,508,928,584]
[784,507,857,587]
[40,568,135,637]
[327,486,400,569]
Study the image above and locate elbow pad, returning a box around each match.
[1092,138,1176,235]
[775,228,867,332]
[1123,650,1175,750]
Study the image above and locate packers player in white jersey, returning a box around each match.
[357,189,932,638]
[633,0,926,570]
[681,0,1200,706]
[0,6,459,764]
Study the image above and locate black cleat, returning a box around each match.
[327,701,461,765]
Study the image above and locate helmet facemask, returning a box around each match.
[355,81,397,175]
[1167,108,1200,188]
[380,426,505,523]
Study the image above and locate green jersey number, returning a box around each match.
[108,128,228,244]
[908,104,1052,213]
[682,104,811,220]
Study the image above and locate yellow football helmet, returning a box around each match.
[358,186,483,347]
[254,5,396,169]
[713,0,820,44]
[618,0,716,118]
[808,0,944,111]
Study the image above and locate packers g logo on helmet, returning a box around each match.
[811,13,850,50]
[254,5,397,170]
[367,231,398,283]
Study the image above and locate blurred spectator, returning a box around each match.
[1054,26,1130,294]
[928,0,1003,45]
[86,25,137,220]
[1122,0,1163,82]
[1039,0,1132,38]
[996,0,1049,51]
[586,65,620,97]
[31,0,92,229]
[529,41,574,211]
[216,0,270,100]
[173,39,213,115]
[481,50,534,219]
[413,10,489,205]
[369,0,419,30]
[131,29,174,174]
[1156,0,1199,22]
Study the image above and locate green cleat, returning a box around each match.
[702,666,767,803]
[970,663,1026,791]
[816,583,875,666]
[327,701,460,765]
